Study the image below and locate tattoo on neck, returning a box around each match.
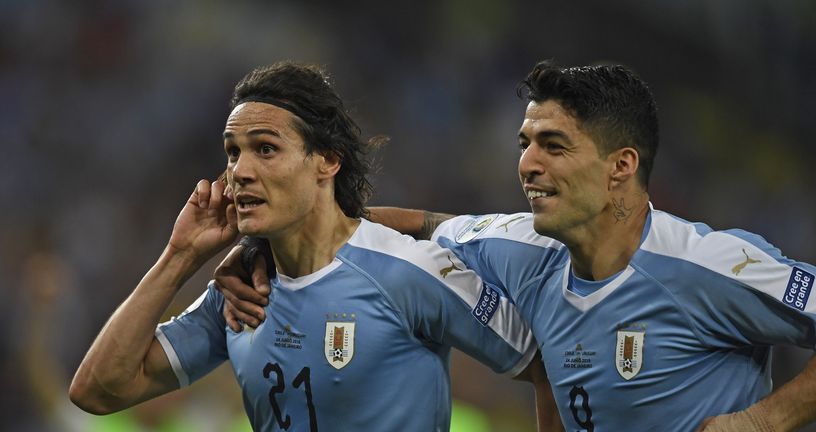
[612,197,633,224]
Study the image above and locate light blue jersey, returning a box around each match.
[156,219,536,432]
[434,208,816,431]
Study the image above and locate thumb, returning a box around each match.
[225,203,238,231]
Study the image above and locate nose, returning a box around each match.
[231,153,256,186]
[518,145,543,184]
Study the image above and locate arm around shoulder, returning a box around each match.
[367,207,455,240]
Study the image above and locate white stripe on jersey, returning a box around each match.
[277,258,343,291]
[155,326,190,387]
[561,263,637,312]
[155,289,209,387]
[642,210,811,312]
[352,219,534,356]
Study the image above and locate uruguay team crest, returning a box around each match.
[615,329,644,380]
[324,316,355,370]
[455,214,498,243]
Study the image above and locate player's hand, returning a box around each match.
[167,179,238,265]
[214,244,271,332]
[695,406,775,432]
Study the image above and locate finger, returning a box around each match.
[210,180,225,211]
[224,182,234,201]
[227,297,262,328]
[217,281,263,326]
[215,274,267,318]
[224,302,243,332]
[225,203,238,229]
[252,255,272,299]
[196,179,211,208]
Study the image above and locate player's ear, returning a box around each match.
[317,150,341,180]
[609,147,639,189]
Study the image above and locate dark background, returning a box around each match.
[2,1,814,430]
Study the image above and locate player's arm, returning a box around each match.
[684,233,816,431]
[698,355,816,431]
[69,180,237,414]
[367,207,456,240]
[515,355,563,431]
[213,206,458,330]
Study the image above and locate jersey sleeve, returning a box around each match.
[432,213,564,299]
[155,281,228,387]
[658,228,816,349]
[345,221,538,376]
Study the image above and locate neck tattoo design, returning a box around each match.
[612,197,634,224]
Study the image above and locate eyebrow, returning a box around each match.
[223,128,283,140]
[518,129,571,144]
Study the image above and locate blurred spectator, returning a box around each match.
[1,1,814,430]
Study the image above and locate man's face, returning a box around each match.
[224,102,322,237]
[518,100,612,239]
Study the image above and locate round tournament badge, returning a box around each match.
[455,214,498,243]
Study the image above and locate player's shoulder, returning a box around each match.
[346,218,461,276]
[639,207,795,289]
[643,208,778,259]
[434,212,562,249]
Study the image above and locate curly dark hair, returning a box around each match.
[230,62,375,218]
[517,61,659,188]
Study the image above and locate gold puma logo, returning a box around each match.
[497,216,525,232]
[440,255,462,278]
[732,249,761,275]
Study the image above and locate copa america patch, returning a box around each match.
[783,267,814,311]
[455,214,498,243]
[472,284,499,326]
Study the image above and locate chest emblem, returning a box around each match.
[615,328,645,380]
[325,313,356,370]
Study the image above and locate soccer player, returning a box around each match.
[68,62,544,431]
[220,62,816,431]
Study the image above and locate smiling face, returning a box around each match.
[518,100,614,239]
[224,102,325,237]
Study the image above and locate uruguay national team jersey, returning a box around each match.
[433,208,816,431]
[156,219,536,432]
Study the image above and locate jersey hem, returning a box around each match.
[155,326,190,387]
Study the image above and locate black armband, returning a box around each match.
[238,236,276,281]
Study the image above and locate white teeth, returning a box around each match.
[526,190,553,200]
[238,198,264,209]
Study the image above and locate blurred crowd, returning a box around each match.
[1,0,814,430]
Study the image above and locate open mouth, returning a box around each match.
[237,197,265,209]
[526,190,555,200]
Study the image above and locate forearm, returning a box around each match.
[367,207,455,240]
[520,355,563,431]
[754,354,816,431]
[70,246,201,413]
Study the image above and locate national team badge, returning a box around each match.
[615,329,644,380]
[455,214,498,243]
[324,314,356,370]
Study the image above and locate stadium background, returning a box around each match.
[1,0,814,430]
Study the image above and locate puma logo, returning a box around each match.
[497,216,525,232]
[732,249,761,275]
[440,255,462,278]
